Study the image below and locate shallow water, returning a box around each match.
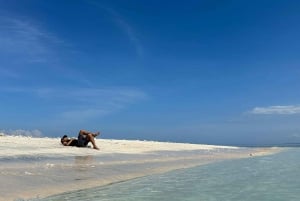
[41,148,299,201]
[0,136,281,201]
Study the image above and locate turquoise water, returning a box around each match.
[40,148,300,201]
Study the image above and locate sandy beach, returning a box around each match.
[0,135,280,201]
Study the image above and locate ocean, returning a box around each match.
[37,148,299,201]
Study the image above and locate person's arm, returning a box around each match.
[63,138,75,146]
[67,139,76,146]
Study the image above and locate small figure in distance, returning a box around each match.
[61,130,100,150]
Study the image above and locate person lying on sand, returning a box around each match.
[61,130,100,150]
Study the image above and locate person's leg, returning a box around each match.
[78,130,100,150]
[78,130,100,137]
[86,133,99,150]
[77,134,86,147]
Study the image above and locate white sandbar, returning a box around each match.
[0,135,280,201]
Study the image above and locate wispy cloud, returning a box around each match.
[90,2,144,57]
[0,15,93,86]
[290,133,300,138]
[61,108,112,120]
[0,68,19,78]
[55,87,147,119]
[109,9,144,57]
[0,16,63,63]
[250,105,300,115]
[0,86,148,119]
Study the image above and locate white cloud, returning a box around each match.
[0,129,43,137]
[250,105,300,115]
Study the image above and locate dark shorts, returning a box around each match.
[77,134,89,147]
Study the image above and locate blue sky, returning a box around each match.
[1,0,300,145]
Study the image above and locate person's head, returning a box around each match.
[61,135,68,145]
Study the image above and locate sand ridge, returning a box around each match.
[0,135,238,157]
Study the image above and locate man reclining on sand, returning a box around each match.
[61,130,100,150]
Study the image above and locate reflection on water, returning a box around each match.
[74,155,94,169]
[72,155,95,181]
